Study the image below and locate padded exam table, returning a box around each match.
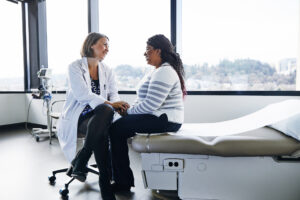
[132,125,300,200]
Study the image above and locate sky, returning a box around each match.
[0,1,23,78]
[0,0,299,78]
[182,0,300,66]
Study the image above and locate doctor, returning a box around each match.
[57,32,128,200]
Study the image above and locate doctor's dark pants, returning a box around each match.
[77,104,114,187]
[109,113,181,186]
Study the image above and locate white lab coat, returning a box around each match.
[57,57,120,162]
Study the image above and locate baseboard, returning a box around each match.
[25,122,47,129]
[0,122,47,130]
[0,122,25,129]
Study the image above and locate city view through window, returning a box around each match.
[181,0,299,91]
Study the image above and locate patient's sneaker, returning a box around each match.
[100,176,116,200]
[70,147,92,182]
[111,182,132,193]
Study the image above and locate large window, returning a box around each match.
[182,0,299,91]
[47,0,88,91]
[99,0,170,90]
[0,1,24,91]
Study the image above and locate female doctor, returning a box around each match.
[57,32,128,200]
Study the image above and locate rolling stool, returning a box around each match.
[48,132,99,199]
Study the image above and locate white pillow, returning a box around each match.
[269,113,300,141]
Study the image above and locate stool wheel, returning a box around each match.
[48,176,56,185]
[59,188,69,198]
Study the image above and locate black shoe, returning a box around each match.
[71,167,88,182]
[111,182,132,193]
[70,147,92,182]
[67,165,88,181]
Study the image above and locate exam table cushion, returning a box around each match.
[131,126,300,156]
[269,113,300,141]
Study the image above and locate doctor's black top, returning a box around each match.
[79,79,100,119]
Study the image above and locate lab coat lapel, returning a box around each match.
[82,57,91,89]
[98,62,106,96]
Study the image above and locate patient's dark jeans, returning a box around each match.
[109,113,181,186]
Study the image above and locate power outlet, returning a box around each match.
[163,159,184,171]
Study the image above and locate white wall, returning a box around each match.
[122,94,300,123]
[26,93,300,125]
[0,93,299,126]
[25,93,66,125]
[0,94,26,126]
[183,95,300,123]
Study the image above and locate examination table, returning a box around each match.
[132,125,300,200]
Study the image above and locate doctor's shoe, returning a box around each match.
[70,147,92,182]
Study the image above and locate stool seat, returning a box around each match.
[50,112,61,119]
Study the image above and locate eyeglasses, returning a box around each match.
[145,47,154,55]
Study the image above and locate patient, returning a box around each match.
[109,34,186,191]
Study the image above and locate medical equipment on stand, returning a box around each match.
[32,68,55,144]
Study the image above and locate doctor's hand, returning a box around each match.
[107,101,130,113]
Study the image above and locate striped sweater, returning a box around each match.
[127,62,184,124]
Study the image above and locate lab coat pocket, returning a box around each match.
[57,118,71,140]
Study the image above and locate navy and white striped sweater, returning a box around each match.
[127,62,184,124]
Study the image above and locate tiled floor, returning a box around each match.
[0,125,180,200]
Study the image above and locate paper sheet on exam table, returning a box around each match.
[176,99,300,137]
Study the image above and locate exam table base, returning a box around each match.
[141,153,300,200]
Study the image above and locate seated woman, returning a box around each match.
[109,34,186,191]
[57,32,128,200]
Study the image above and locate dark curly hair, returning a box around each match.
[147,34,187,97]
